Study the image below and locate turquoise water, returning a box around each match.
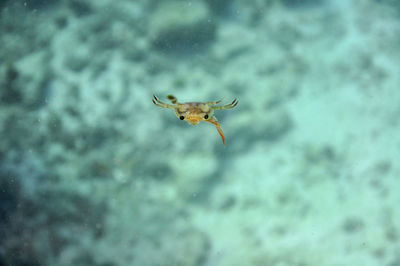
[1,0,399,265]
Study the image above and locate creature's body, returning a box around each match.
[152,95,238,145]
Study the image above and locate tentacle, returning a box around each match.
[206,117,226,145]
[204,99,222,106]
[167,94,178,104]
[152,95,175,109]
[212,99,238,110]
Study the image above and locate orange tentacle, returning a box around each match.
[215,124,225,145]
[206,119,225,145]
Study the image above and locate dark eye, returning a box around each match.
[179,116,185,120]
[204,114,209,119]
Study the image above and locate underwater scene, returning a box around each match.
[1,0,400,265]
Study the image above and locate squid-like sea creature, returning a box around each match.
[152,94,238,145]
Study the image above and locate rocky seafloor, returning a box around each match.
[1,0,400,265]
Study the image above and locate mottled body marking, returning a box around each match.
[153,94,238,145]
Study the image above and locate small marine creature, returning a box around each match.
[152,94,238,145]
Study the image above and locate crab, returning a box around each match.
[152,94,238,145]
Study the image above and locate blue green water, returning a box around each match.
[1,0,399,265]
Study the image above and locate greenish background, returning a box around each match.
[1,0,399,265]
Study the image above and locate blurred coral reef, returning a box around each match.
[1,0,400,265]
